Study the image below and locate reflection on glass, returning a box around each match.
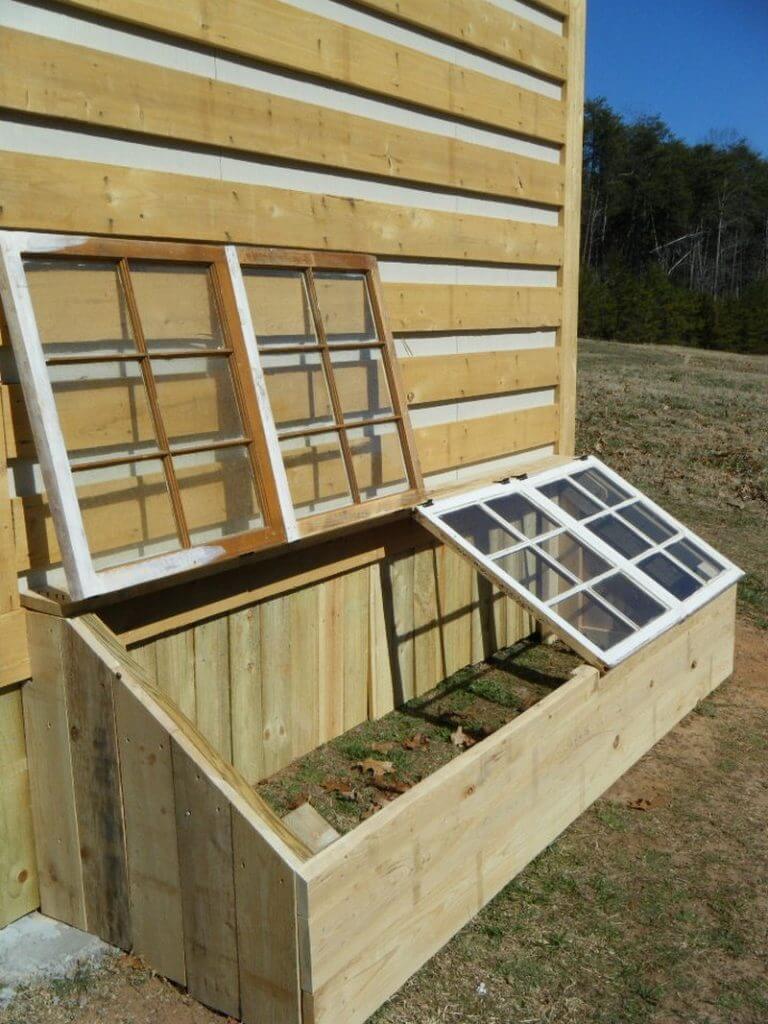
[73,459,179,568]
[552,592,634,652]
[538,532,611,582]
[49,361,157,462]
[586,514,652,559]
[152,356,244,447]
[486,493,558,539]
[441,506,519,556]
[25,258,136,356]
[130,262,224,351]
[592,573,666,628]
[538,479,601,519]
[618,501,677,544]
[243,268,317,346]
[496,547,574,601]
[315,272,377,343]
[638,552,701,599]
[571,467,631,507]
[347,422,408,500]
[331,347,393,422]
[667,539,724,582]
[279,431,352,517]
[173,446,262,542]
[260,351,334,432]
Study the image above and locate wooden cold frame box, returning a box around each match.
[21,582,737,1024]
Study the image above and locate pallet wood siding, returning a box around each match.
[130,541,535,782]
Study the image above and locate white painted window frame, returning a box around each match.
[416,456,743,668]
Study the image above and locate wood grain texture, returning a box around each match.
[113,683,186,985]
[385,284,562,333]
[557,0,586,454]
[0,685,39,928]
[0,609,29,689]
[299,587,737,1024]
[353,0,567,79]
[0,27,564,207]
[401,349,559,404]
[0,152,563,268]
[57,0,566,143]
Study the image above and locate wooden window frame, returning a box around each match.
[236,246,424,537]
[0,232,288,601]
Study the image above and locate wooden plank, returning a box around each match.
[233,809,302,1024]
[22,613,86,929]
[317,575,345,742]
[0,383,19,613]
[418,404,559,474]
[385,284,562,333]
[0,27,564,208]
[194,617,232,761]
[282,804,339,856]
[0,609,29,689]
[0,685,39,928]
[63,627,131,949]
[0,152,563,268]
[172,739,240,1017]
[58,0,566,144]
[437,544,473,676]
[368,563,396,719]
[401,349,559,405]
[342,569,369,731]
[229,605,265,785]
[299,587,737,1024]
[557,0,586,455]
[113,682,186,985]
[153,630,196,723]
[382,551,416,704]
[353,0,568,79]
[412,545,443,696]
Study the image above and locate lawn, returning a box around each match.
[3,339,767,1024]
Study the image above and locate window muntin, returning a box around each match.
[417,457,742,667]
[239,250,421,525]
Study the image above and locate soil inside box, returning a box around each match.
[256,636,583,834]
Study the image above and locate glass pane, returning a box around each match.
[618,501,677,543]
[243,268,317,346]
[314,272,377,343]
[638,552,702,600]
[49,361,158,463]
[441,506,519,556]
[261,351,334,432]
[331,348,393,422]
[538,479,602,519]
[667,539,724,582]
[592,573,667,628]
[73,459,179,569]
[25,258,136,356]
[571,467,631,507]
[586,514,652,559]
[495,547,575,602]
[486,493,558,539]
[130,262,225,351]
[173,446,263,543]
[279,431,353,518]
[538,532,611,582]
[347,422,408,500]
[551,592,634,652]
[152,356,244,447]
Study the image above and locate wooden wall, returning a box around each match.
[0,0,586,924]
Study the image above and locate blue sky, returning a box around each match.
[586,0,768,156]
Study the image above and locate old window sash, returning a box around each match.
[416,456,743,669]
[236,247,424,535]
[0,232,288,601]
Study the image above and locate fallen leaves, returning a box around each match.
[353,758,395,779]
[321,777,356,799]
[369,740,397,753]
[403,733,430,750]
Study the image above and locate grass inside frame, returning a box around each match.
[1,233,289,600]
[236,246,424,531]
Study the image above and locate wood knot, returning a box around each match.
[613,735,621,749]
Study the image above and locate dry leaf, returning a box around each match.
[370,741,397,753]
[286,789,310,810]
[373,777,411,795]
[321,777,356,799]
[450,726,477,749]
[403,733,430,750]
[353,758,395,779]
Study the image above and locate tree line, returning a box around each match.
[579,99,768,353]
